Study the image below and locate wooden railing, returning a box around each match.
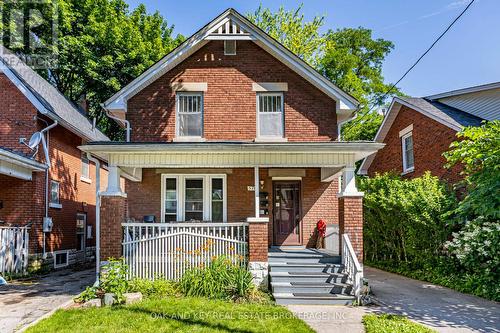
[0,226,29,275]
[122,222,248,280]
[342,234,363,301]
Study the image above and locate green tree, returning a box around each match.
[2,0,184,139]
[247,5,399,141]
[247,4,325,67]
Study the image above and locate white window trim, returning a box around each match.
[81,154,90,181]
[224,40,237,55]
[76,213,87,251]
[401,132,415,174]
[53,250,69,268]
[256,92,285,140]
[399,124,413,137]
[49,180,62,209]
[175,92,204,140]
[160,174,227,223]
[80,176,92,184]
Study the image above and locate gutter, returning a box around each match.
[337,111,358,141]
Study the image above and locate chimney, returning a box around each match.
[77,94,89,115]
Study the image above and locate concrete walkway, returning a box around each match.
[287,305,366,333]
[0,268,94,332]
[365,266,500,333]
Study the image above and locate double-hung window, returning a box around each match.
[401,132,414,173]
[257,92,284,138]
[81,153,90,182]
[49,180,61,208]
[176,92,203,138]
[161,175,226,222]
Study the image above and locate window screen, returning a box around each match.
[211,178,223,222]
[165,178,177,222]
[403,134,414,171]
[258,93,284,137]
[177,93,203,137]
[185,179,204,221]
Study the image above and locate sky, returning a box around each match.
[125,0,499,97]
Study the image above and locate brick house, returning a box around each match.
[0,46,109,269]
[81,9,383,304]
[359,82,500,181]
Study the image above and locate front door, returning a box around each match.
[273,181,301,245]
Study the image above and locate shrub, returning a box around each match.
[179,256,254,300]
[128,278,179,298]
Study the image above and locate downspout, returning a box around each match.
[86,153,101,284]
[40,120,58,258]
[337,111,357,141]
[101,105,131,142]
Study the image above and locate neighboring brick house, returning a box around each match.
[359,82,500,181]
[0,46,109,269]
[81,9,383,303]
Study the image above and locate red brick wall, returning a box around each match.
[0,73,107,255]
[128,41,338,142]
[339,196,363,262]
[100,196,126,260]
[248,221,268,262]
[368,105,462,183]
[125,168,339,247]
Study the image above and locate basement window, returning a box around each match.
[224,40,236,55]
[54,250,69,268]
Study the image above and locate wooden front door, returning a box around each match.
[273,181,301,245]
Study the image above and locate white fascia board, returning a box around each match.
[103,9,358,115]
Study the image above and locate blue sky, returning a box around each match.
[126,0,499,97]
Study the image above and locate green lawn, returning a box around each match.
[26,297,314,333]
[363,314,436,333]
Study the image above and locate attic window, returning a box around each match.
[224,40,236,55]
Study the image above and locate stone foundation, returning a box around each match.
[249,261,269,289]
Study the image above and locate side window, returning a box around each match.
[50,180,61,208]
[81,153,90,180]
[402,132,414,172]
[176,92,203,138]
[257,93,284,138]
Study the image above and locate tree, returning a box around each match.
[248,5,399,141]
[2,0,184,139]
[247,4,325,67]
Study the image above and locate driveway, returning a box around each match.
[365,266,500,333]
[0,268,94,332]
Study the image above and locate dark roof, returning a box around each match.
[399,97,483,128]
[0,46,109,142]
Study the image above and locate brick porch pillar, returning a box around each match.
[247,218,269,289]
[100,195,126,260]
[338,196,363,262]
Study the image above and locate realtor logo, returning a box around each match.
[0,0,58,69]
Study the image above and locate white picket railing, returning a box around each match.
[0,226,29,275]
[342,234,363,301]
[122,222,248,280]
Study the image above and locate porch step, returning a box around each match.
[271,281,352,294]
[268,252,341,264]
[273,292,355,305]
[269,271,348,283]
[269,262,344,273]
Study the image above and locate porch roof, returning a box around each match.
[79,141,384,169]
[0,147,47,180]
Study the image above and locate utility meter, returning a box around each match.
[43,217,53,232]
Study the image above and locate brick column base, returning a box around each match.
[247,218,269,289]
[338,196,363,262]
[100,195,126,261]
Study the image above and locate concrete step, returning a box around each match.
[273,292,355,305]
[268,253,341,264]
[271,281,352,294]
[269,262,345,273]
[269,271,348,283]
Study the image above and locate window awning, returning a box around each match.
[0,148,47,180]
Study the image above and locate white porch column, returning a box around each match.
[254,166,260,218]
[340,166,363,197]
[102,165,126,197]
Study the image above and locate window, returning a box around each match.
[54,251,69,268]
[257,93,284,138]
[224,40,236,55]
[81,153,90,181]
[402,132,414,173]
[76,213,86,251]
[176,92,203,138]
[161,175,226,222]
[49,180,61,208]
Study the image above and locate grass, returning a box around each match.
[26,297,314,333]
[363,314,436,333]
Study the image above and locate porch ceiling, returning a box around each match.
[79,141,384,169]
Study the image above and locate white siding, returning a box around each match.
[437,87,500,121]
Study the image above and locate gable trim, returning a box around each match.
[103,8,358,115]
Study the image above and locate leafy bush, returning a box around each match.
[128,278,179,298]
[179,256,254,300]
[360,172,456,263]
[75,258,129,304]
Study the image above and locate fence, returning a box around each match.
[122,222,248,280]
[0,226,29,275]
[342,234,363,301]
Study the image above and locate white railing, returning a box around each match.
[122,222,248,280]
[342,234,363,301]
[0,226,29,275]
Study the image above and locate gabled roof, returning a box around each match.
[0,46,109,142]
[357,96,483,175]
[426,81,500,100]
[103,8,358,119]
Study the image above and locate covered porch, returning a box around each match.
[80,141,382,285]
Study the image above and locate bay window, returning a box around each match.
[161,174,226,222]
